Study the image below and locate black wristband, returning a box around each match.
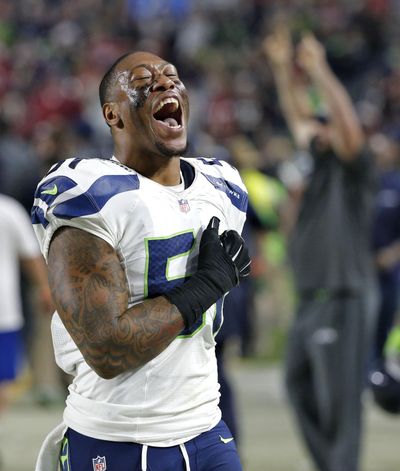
[164,256,237,329]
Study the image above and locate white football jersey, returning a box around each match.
[32,156,248,445]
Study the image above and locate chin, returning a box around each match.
[156,141,188,158]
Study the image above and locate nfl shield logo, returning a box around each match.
[178,199,190,213]
[92,456,107,471]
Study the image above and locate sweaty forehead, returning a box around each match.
[117,52,167,73]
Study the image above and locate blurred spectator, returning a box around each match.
[216,135,287,443]
[264,25,378,471]
[0,194,53,435]
[368,134,400,414]
[370,134,400,370]
[369,323,400,415]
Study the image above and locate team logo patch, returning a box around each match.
[178,199,190,213]
[92,456,107,471]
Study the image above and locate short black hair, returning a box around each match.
[99,52,132,107]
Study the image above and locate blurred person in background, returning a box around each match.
[0,194,53,466]
[32,50,250,471]
[264,24,378,471]
[0,120,69,407]
[216,134,286,445]
[370,134,400,370]
[370,323,400,414]
[368,134,400,413]
[226,136,284,354]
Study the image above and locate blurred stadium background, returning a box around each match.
[1,0,400,470]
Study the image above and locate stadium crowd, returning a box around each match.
[0,0,399,206]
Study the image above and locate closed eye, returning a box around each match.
[133,76,151,81]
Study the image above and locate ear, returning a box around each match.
[103,103,123,128]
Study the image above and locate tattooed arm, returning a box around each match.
[48,227,184,379]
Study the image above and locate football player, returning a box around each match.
[32,51,251,471]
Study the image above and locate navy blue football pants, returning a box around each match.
[60,419,242,470]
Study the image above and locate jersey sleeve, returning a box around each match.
[31,158,140,260]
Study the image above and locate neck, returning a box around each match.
[115,147,181,186]
[140,158,182,185]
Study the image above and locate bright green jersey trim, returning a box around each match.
[59,436,70,471]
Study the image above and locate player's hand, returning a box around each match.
[199,217,250,287]
[220,229,251,281]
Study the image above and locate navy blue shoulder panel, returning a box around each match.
[31,176,78,227]
[53,174,140,220]
[202,173,248,213]
[31,206,49,228]
[32,174,140,227]
[35,176,78,205]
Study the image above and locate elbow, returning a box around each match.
[333,127,365,161]
[87,359,119,379]
[82,348,128,380]
[90,361,126,380]
[342,135,365,161]
[83,345,145,380]
[348,128,365,154]
[94,368,120,380]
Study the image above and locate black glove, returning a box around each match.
[164,216,251,328]
[220,229,251,280]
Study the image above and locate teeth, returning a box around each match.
[155,97,179,114]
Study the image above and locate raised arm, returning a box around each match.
[48,219,250,380]
[296,34,364,161]
[263,26,319,149]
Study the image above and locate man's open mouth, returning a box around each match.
[153,97,182,128]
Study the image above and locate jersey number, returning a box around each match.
[144,231,223,337]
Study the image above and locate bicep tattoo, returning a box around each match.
[48,227,184,378]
